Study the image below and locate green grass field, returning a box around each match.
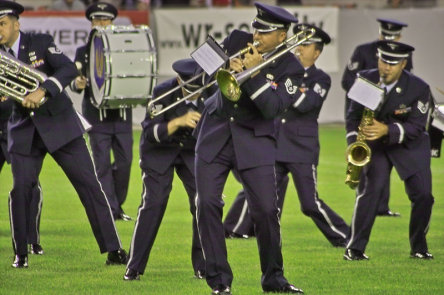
[0,124,443,295]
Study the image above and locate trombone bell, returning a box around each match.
[216,69,241,102]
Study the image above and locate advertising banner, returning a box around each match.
[153,6,339,77]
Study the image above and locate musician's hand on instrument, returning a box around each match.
[182,111,201,129]
[230,58,244,73]
[243,43,262,69]
[363,119,388,141]
[0,96,8,102]
[23,88,45,109]
[75,76,87,90]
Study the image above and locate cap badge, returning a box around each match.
[388,43,398,50]
[97,4,107,10]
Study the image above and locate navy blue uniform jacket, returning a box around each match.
[346,69,431,180]
[276,64,330,165]
[7,32,81,154]
[140,78,208,174]
[194,30,305,170]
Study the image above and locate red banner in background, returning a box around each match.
[20,10,150,60]
[22,10,150,26]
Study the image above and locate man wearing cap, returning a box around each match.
[123,58,213,281]
[194,2,305,294]
[71,2,133,222]
[342,18,412,218]
[223,24,350,247]
[0,0,127,268]
[344,40,434,260]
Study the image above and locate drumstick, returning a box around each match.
[75,61,84,76]
[436,87,444,96]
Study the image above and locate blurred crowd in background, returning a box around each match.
[18,0,441,11]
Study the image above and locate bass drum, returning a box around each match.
[87,25,157,109]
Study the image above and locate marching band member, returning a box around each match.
[223,24,350,247]
[70,2,133,221]
[0,0,127,268]
[124,59,212,281]
[194,2,304,294]
[342,18,413,217]
[344,40,434,260]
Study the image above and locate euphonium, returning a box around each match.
[0,50,47,104]
[345,108,373,189]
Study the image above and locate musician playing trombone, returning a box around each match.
[224,24,351,248]
[70,2,133,222]
[123,59,213,281]
[0,0,127,268]
[194,2,306,294]
[344,40,434,261]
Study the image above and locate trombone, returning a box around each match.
[147,41,260,117]
[217,27,316,102]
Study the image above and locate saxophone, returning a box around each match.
[345,108,374,189]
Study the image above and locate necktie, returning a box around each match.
[8,48,15,57]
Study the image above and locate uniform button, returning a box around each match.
[234,104,238,108]
[30,111,35,117]
[281,118,286,124]
[230,117,234,122]
[179,142,184,147]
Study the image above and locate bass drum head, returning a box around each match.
[87,28,108,108]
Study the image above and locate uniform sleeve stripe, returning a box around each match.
[346,131,358,139]
[48,77,63,92]
[292,93,306,108]
[394,123,404,143]
[250,83,270,100]
[153,124,161,143]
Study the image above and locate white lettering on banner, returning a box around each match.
[20,17,132,60]
[154,7,339,77]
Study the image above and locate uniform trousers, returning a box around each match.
[377,167,393,213]
[9,133,122,255]
[275,162,349,245]
[223,174,289,237]
[196,138,288,290]
[3,130,43,245]
[88,131,133,217]
[347,151,434,253]
[127,156,204,274]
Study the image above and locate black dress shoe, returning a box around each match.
[211,284,231,295]
[115,213,133,221]
[194,269,205,279]
[263,284,304,293]
[123,268,140,280]
[343,248,369,261]
[29,244,44,255]
[410,252,433,259]
[12,254,28,268]
[106,248,128,265]
[331,239,348,248]
[226,232,250,239]
[377,210,401,217]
